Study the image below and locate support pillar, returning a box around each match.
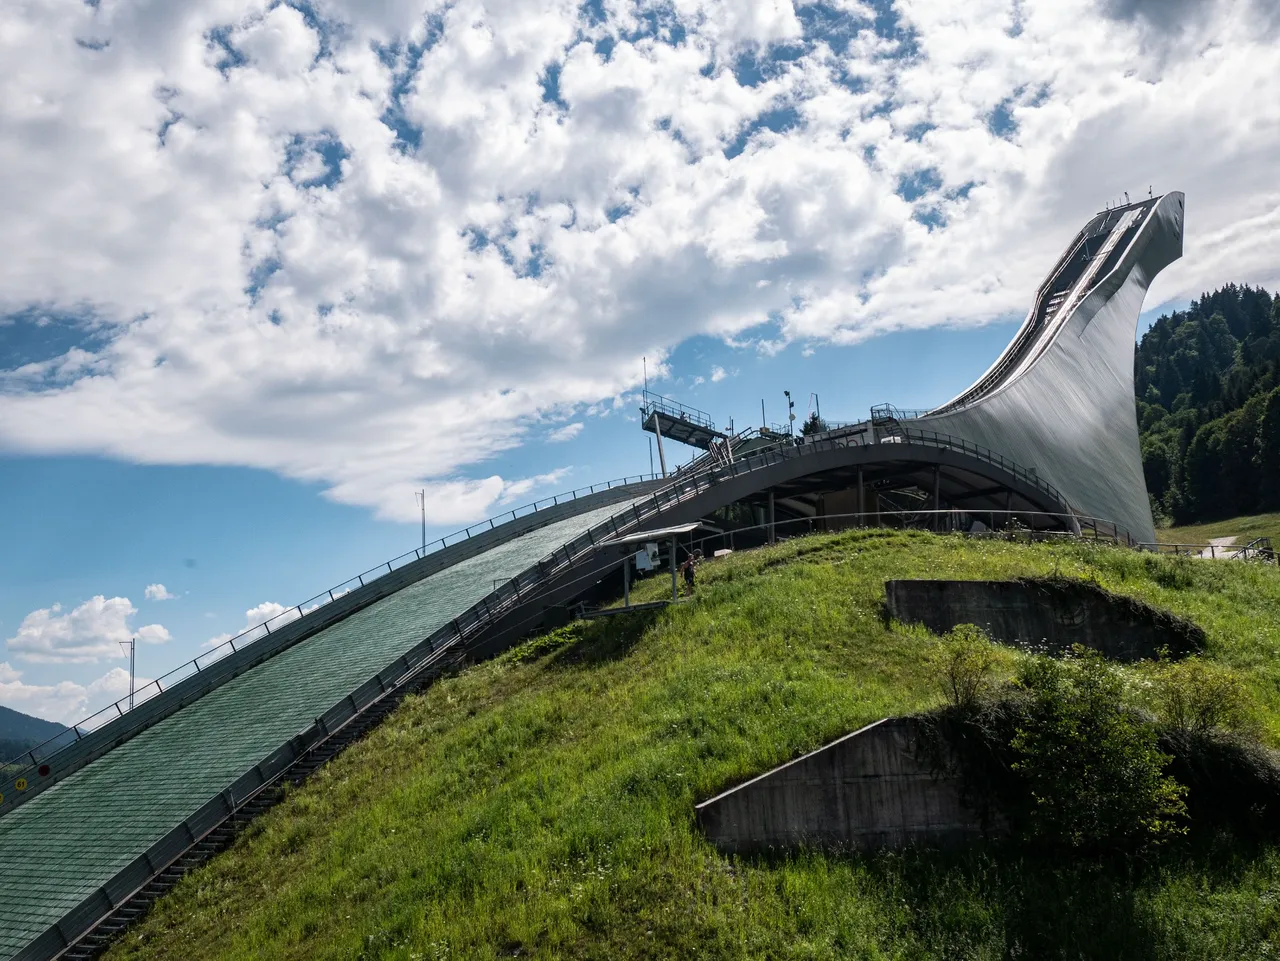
[670,536,678,602]
[623,554,630,608]
[654,419,668,478]
[932,466,941,532]
[857,468,864,527]
[768,491,776,545]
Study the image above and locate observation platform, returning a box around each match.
[639,391,726,450]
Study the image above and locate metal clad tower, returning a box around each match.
[916,192,1186,544]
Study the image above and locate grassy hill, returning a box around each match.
[1156,511,1280,549]
[107,531,1280,961]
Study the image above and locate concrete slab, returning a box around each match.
[695,717,1003,854]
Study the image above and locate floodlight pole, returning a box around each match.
[119,636,136,711]
[416,490,426,552]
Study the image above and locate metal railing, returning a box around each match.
[9,441,1237,957]
[1143,538,1277,563]
[668,423,1078,530]
[870,404,930,424]
[894,426,1072,514]
[640,389,716,431]
[0,473,660,775]
[673,511,1141,560]
[0,424,1117,798]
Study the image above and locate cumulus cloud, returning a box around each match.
[710,366,727,382]
[5,596,171,664]
[0,661,154,726]
[0,0,1277,526]
[546,422,584,443]
[144,583,175,601]
[204,600,300,649]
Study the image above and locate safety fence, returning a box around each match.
[11,432,1262,959]
[1144,537,1277,563]
[8,462,737,959]
[681,424,1077,526]
[0,474,659,777]
[640,389,717,431]
[0,423,1104,791]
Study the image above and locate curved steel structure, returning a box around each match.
[914,192,1186,544]
[0,427,1101,961]
[0,194,1184,961]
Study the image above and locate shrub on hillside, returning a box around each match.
[930,624,1001,712]
[1010,650,1187,852]
[1145,657,1257,737]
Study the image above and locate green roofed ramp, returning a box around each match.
[0,489,657,961]
[1,428,1107,961]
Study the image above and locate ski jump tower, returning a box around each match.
[0,193,1184,961]
[908,192,1186,544]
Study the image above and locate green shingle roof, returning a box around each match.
[0,499,634,960]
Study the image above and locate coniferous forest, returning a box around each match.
[1135,284,1280,524]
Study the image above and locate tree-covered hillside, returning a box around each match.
[0,705,66,765]
[1136,283,1280,524]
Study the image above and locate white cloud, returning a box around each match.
[497,468,573,504]
[0,0,1276,527]
[5,596,171,664]
[0,661,154,726]
[144,583,175,601]
[203,600,300,649]
[710,366,727,382]
[546,422,584,443]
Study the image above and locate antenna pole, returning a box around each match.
[119,636,136,711]
[643,356,648,393]
[761,399,766,428]
[416,490,426,552]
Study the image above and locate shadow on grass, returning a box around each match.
[549,608,662,669]
[743,833,1275,960]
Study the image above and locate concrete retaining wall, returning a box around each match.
[885,578,1204,661]
[695,717,1001,853]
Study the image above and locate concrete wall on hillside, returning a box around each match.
[695,717,1002,853]
[885,578,1204,661]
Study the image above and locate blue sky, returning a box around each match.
[2,318,1021,691]
[0,304,1185,722]
[2,0,1277,723]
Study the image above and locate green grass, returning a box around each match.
[1156,512,1280,548]
[106,530,1280,961]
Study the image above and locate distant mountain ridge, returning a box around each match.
[0,704,67,761]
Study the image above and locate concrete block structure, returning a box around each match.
[695,717,1001,853]
[885,578,1205,662]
